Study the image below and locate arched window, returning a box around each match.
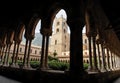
[85,39,87,44]
[64,29,66,33]
[55,40,57,45]
[56,28,59,33]
[87,60,89,63]
[57,21,60,26]
[20,48,22,52]
[35,50,37,54]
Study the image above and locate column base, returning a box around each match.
[115,67,119,70]
[22,64,32,69]
[87,68,100,74]
[110,68,115,71]
[2,63,9,67]
[87,67,95,72]
[87,66,94,72]
[100,68,107,72]
[37,66,51,71]
[106,68,112,71]
[10,63,19,68]
[10,63,15,67]
[65,69,88,81]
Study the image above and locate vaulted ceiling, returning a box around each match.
[0,0,120,40]
[100,0,120,40]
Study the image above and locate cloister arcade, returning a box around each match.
[0,0,120,83]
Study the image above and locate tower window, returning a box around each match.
[57,21,60,26]
[64,29,66,33]
[56,28,59,33]
[85,52,87,55]
[20,48,22,52]
[85,39,87,44]
[55,40,57,45]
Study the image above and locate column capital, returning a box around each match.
[86,32,92,37]
[24,32,35,41]
[103,44,107,49]
[99,38,105,44]
[86,30,97,38]
[40,28,52,36]
[96,39,101,44]
[92,34,97,37]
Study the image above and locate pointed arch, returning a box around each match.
[15,23,25,43]
[40,2,68,32]
[25,14,41,39]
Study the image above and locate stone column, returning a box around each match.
[87,35,93,71]
[92,34,99,72]
[110,51,114,70]
[11,42,17,67]
[3,45,8,66]
[106,48,111,70]
[39,35,45,69]
[114,54,117,69]
[116,55,120,69]
[26,40,32,68]
[39,26,52,70]
[85,7,99,72]
[113,53,116,69]
[100,42,107,72]
[0,47,4,65]
[44,36,49,68]
[67,20,85,75]
[15,43,20,67]
[6,44,12,66]
[0,47,2,64]
[22,39,28,68]
[0,47,2,61]
[96,40,102,70]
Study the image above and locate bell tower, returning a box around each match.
[49,15,70,57]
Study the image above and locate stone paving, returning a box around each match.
[0,76,21,83]
[113,78,120,83]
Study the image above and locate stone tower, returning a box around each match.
[49,15,70,57]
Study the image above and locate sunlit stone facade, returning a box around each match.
[49,16,89,63]
[10,42,41,61]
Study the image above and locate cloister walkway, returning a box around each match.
[0,76,21,83]
[113,78,120,83]
[0,66,120,83]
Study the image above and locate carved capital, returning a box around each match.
[96,39,101,44]
[86,32,92,37]
[40,28,52,36]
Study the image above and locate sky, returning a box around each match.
[35,9,85,33]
